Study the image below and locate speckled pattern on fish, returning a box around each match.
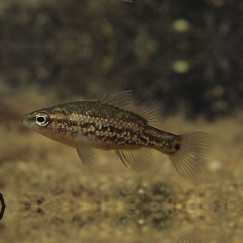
[23,91,211,177]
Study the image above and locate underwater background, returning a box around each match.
[0,0,242,242]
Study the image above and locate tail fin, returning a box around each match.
[169,132,211,177]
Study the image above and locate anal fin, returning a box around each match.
[115,148,152,172]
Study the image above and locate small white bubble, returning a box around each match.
[138,188,145,194]
[138,218,145,225]
[208,160,222,171]
[172,19,190,32]
[172,60,190,73]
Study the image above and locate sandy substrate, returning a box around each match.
[0,90,242,243]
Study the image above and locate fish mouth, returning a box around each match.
[22,114,31,125]
[21,117,27,125]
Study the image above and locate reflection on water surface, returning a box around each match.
[0,131,242,243]
[0,91,242,243]
[0,91,243,242]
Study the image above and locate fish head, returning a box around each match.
[22,108,52,134]
[22,106,74,144]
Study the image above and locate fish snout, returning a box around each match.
[22,114,32,125]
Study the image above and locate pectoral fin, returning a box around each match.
[76,147,99,170]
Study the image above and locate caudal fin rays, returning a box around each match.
[169,132,211,177]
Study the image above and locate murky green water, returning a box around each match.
[0,0,242,242]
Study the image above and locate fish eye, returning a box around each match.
[35,113,49,127]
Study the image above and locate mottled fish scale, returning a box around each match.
[51,103,146,149]
[23,91,211,177]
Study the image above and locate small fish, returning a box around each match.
[22,91,210,177]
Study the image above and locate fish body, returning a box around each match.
[23,91,210,177]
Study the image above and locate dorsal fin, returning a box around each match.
[132,100,164,128]
[99,91,163,128]
[98,90,135,111]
